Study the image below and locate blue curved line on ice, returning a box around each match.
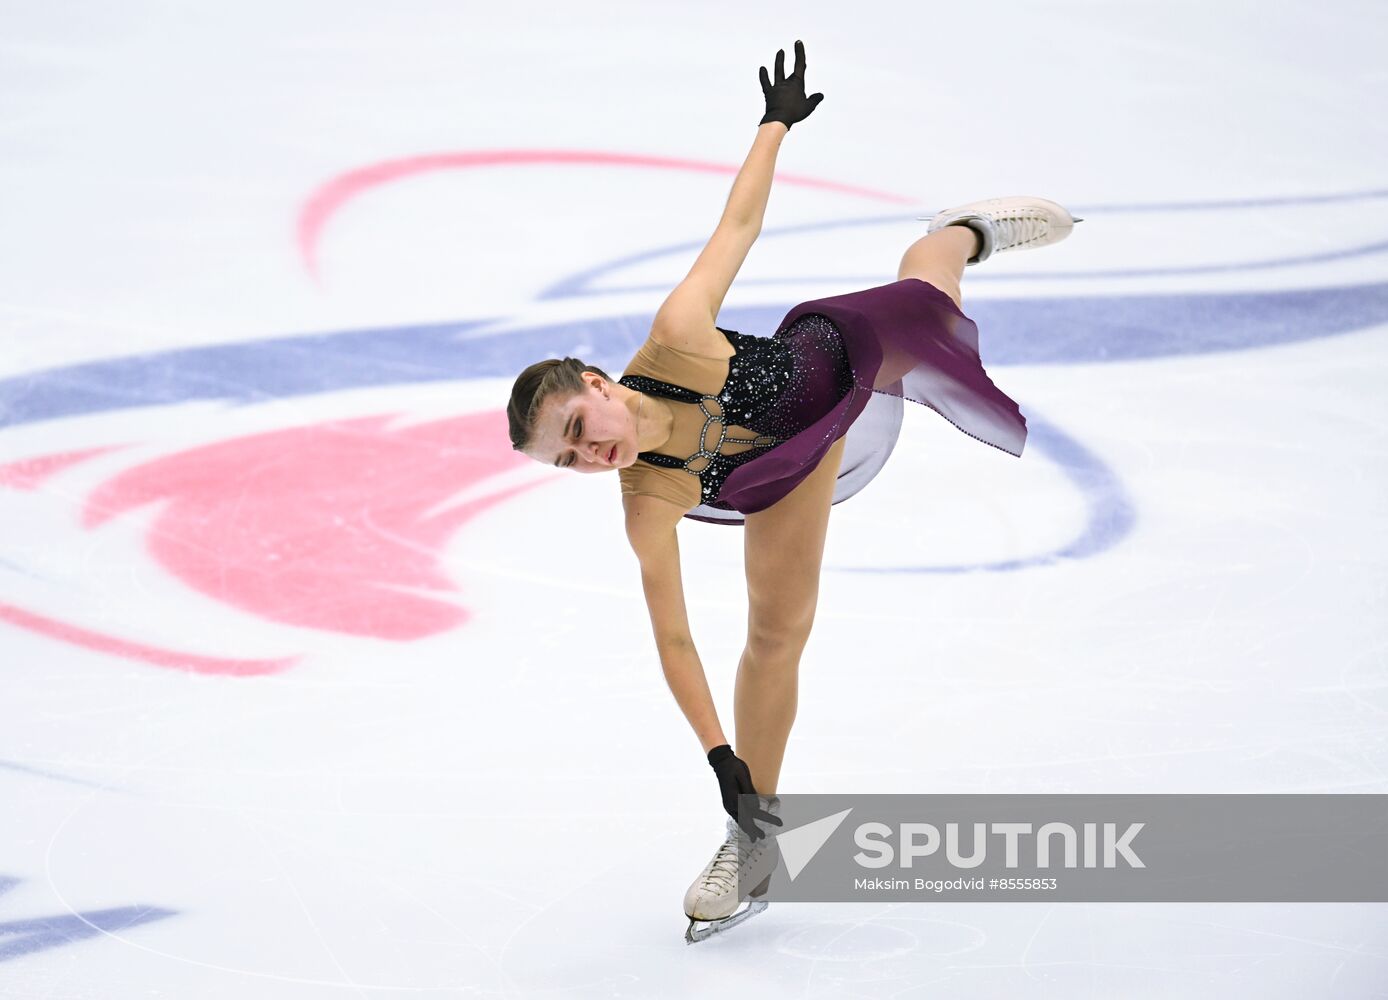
[538,227,1388,301]
[829,413,1138,575]
[2,282,1385,431]
[0,758,111,791]
[0,875,177,962]
[536,188,1388,300]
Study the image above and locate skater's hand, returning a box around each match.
[707,744,784,841]
[759,40,824,131]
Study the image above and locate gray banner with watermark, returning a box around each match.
[734,794,1388,902]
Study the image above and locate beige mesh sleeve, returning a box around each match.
[618,463,699,511]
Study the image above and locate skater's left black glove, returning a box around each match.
[707,744,784,841]
[759,39,824,130]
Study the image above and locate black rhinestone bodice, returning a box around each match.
[618,327,798,506]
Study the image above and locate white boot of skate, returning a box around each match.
[916,196,1083,266]
[683,795,781,945]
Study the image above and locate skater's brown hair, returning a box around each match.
[508,357,617,455]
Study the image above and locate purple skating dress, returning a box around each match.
[616,278,1027,526]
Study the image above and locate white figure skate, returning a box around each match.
[916,196,1083,265]
[684,796,782,945]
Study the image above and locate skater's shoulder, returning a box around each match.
[622,329,732,398]
[621,487,691,561]
[619,464,698,523]
[647,323,735,362]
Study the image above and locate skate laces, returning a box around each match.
[990,210,1049,250]
[700,829,760,891]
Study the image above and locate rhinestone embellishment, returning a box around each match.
[620,318,852,509]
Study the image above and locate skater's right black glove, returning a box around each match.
[707,744,783,841]
[758,40,824,131]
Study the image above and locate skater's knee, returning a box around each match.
[934,276,963,310]
[897,267,962,309]
[746,616,813,664]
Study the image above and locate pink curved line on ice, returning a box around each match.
[0,446,295,674]
[0,446,124,491]
[81,411,539,642]
[297,149,917,279]
[0,602,296,677]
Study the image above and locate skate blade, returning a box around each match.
[684,900,768,945]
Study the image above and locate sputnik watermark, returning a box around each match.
[853,821,1144,868]
[732,794,1388,903]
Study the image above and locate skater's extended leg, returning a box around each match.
[736,436,846,796]
[896,225,977,310]
[868,226,980,390]
[882,197,1081,388]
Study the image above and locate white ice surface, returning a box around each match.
[1,1,1386,997]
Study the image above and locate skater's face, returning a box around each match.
[527,374,634,474]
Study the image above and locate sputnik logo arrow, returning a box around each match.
[772,807,854,881]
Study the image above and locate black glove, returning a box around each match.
[707,744,784,841]
[759,39,824,131]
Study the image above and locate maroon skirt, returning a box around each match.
[686,277,1027,526]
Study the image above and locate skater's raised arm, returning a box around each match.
[722,38,823,230]
[625,498,728,753]
[649,42,824,339]
[719,122,786,232]
[651,125,785,335]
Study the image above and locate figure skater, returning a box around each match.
[506,39,1081,943]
